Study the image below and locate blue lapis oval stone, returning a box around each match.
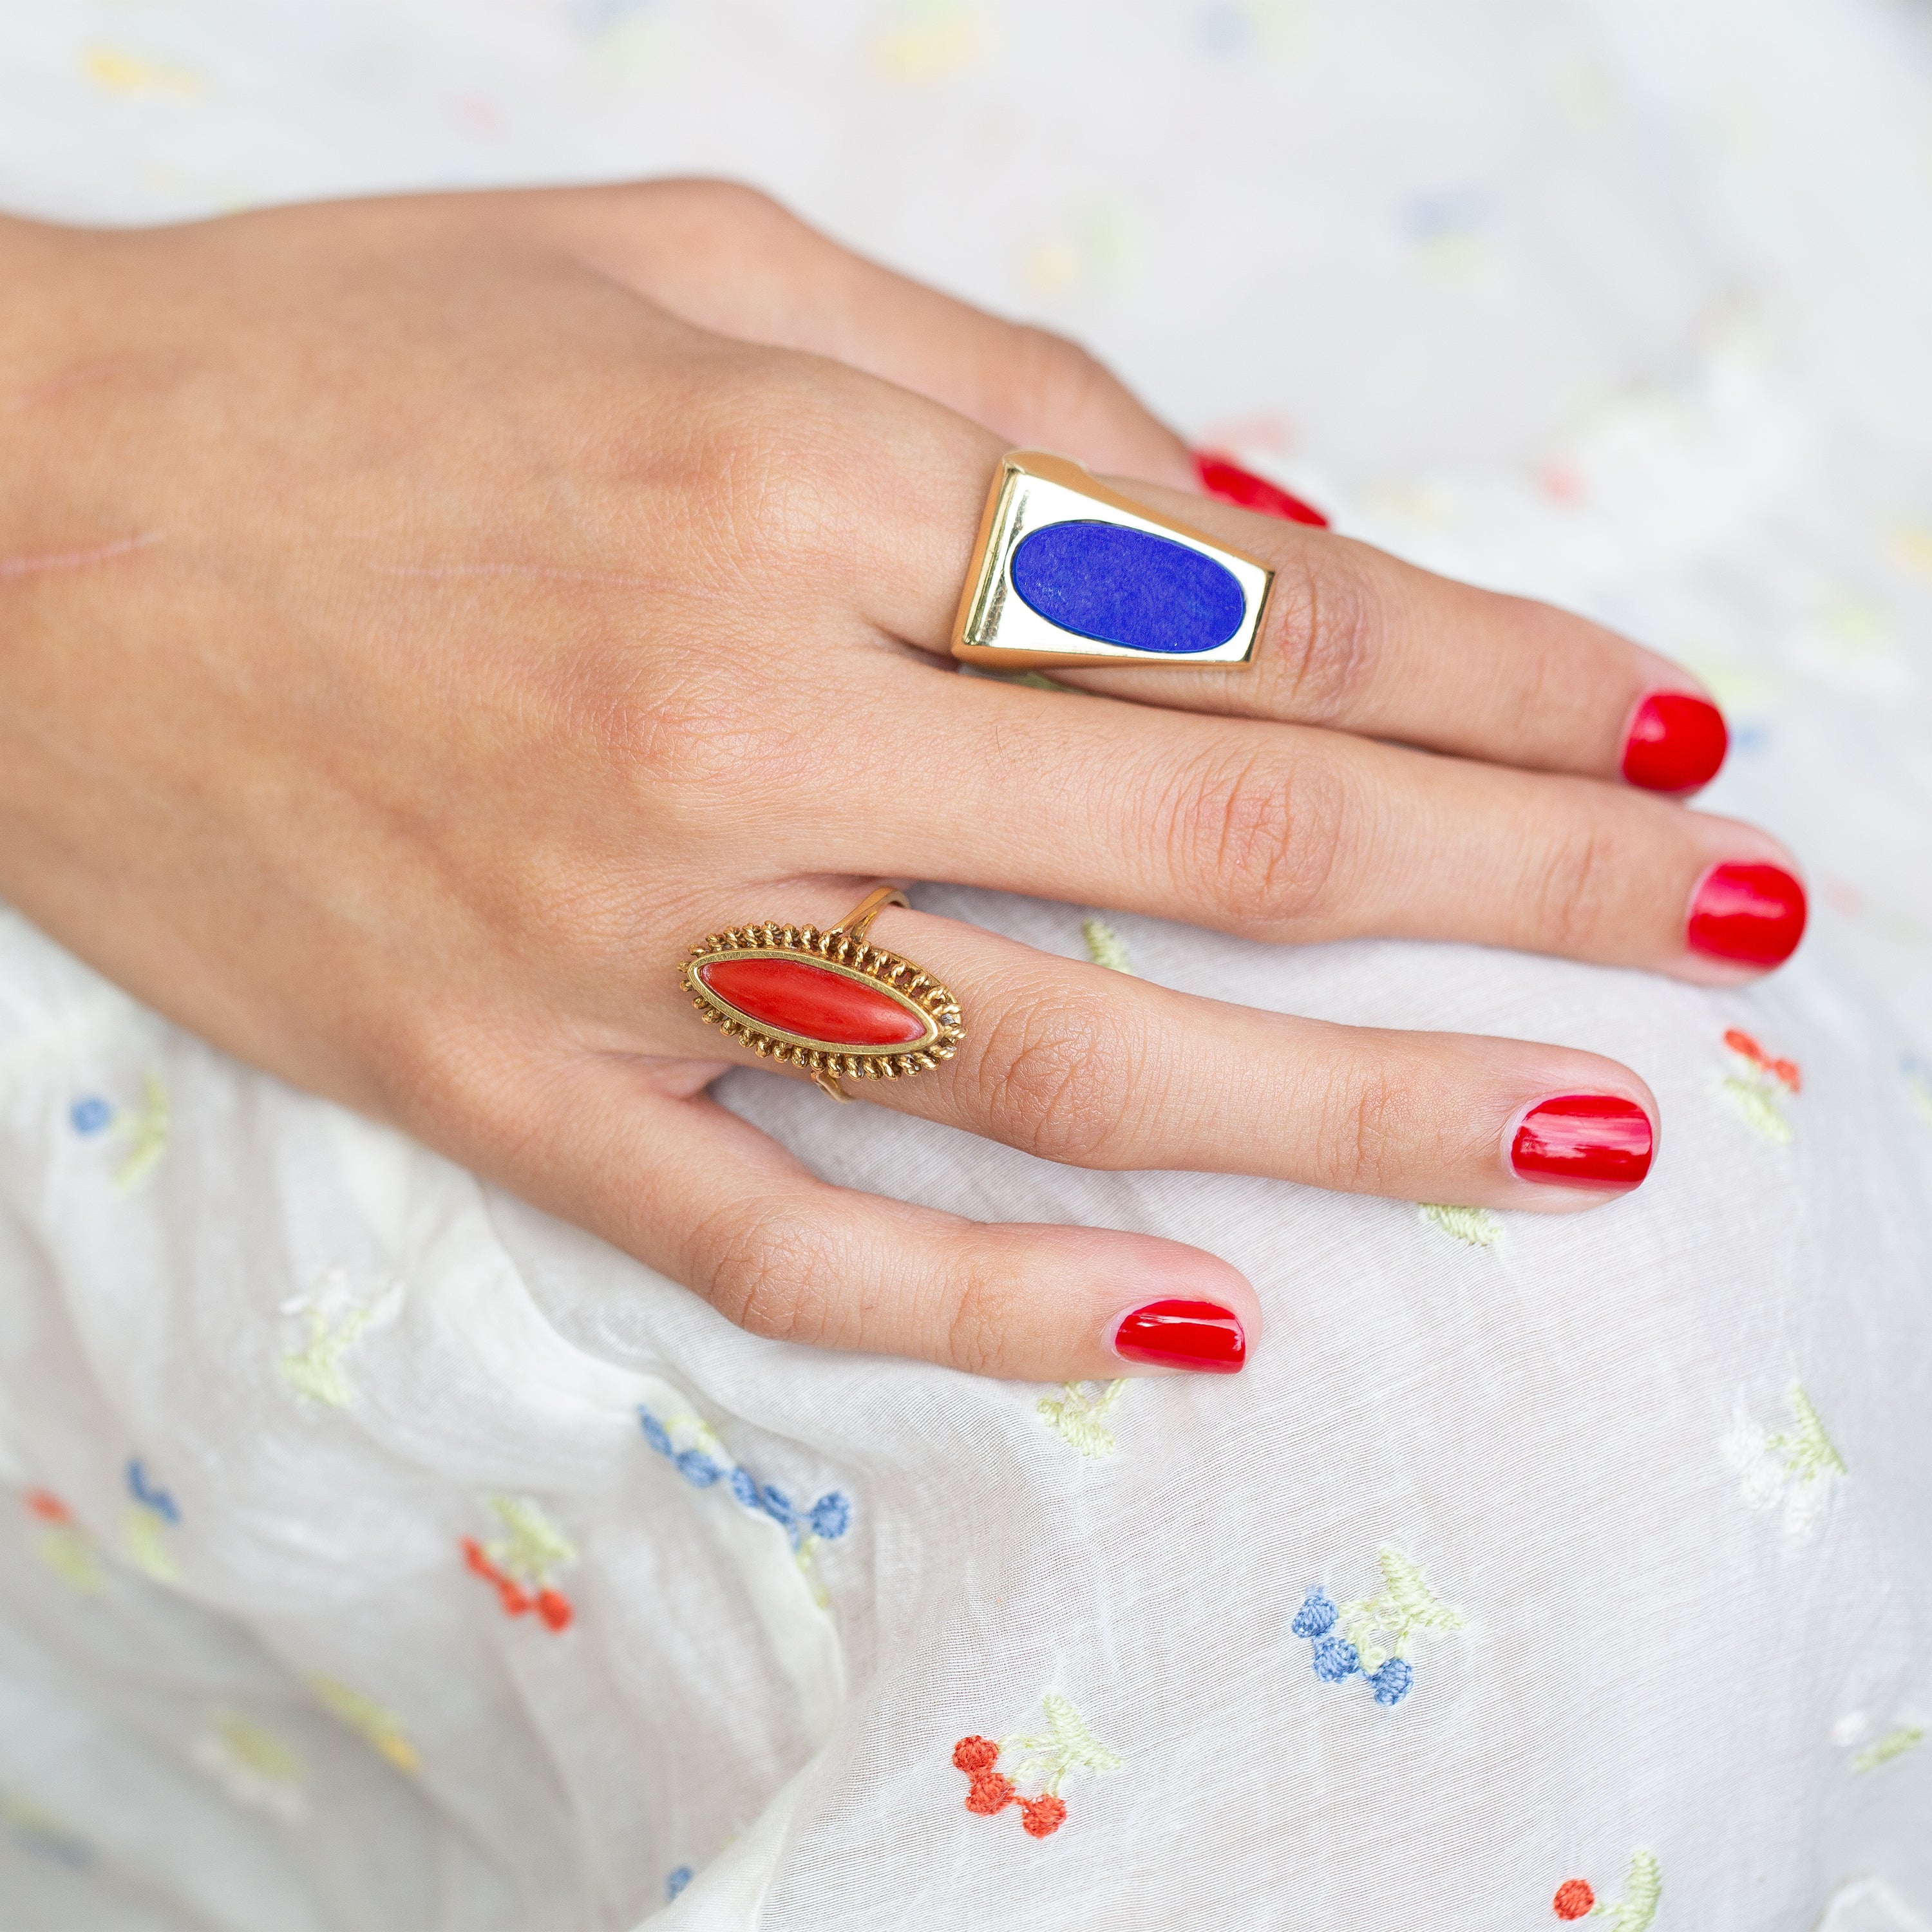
[1009,520,1245,654]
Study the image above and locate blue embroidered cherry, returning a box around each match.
[1291,1587,1337,1639]
[1311,1634,1360,1682]
[1367,1658,1413,1705]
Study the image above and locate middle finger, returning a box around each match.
[830,668,1806,983]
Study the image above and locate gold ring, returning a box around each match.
[684,887,965,1101]
[951,449,1274,672]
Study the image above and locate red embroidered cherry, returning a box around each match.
[1553,1879,1595,1920]
[1019,1794,1066,1838]
[536,1589,573,1632]
[965,1771,1015,1815]
[952,1736,999,1773]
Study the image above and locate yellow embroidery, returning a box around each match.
[869,0,990,84]
[82,46,206,97]
[115,1071,170,1188]
[32,1520,103,1595]
[1602,1849,1663,1931]
[1723,1382,1846,1533]
[121,1507,178,1583]
[1037,1380,1129,1457]
[1081,918,1134,974]
[484,1494,575,1589]
[278,1271,403,1407]
[1718,1031,1798,1145]
[191,1713,305,1823]
[1336,1546,1465,1673]
[1421,1202,1499,1246]
[310,1677,419,1774]
[1853,1727,1924,1773]
[1003,1694,1124,1792]
[1766,1384,1847,1486]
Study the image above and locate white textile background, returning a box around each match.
[1,3,1931,1929]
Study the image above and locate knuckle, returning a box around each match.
[1531,815,1618,953]
[1262,550,1380,721]
[695,1197,838,1348]
[670,177,794,232]
[1314,1060,1406,1193]
[1162,746,1350,932]
[683,379,851,568]
[936,1244,1023,1378]
[1001,324,1120,426]
[967,987,1142,1166]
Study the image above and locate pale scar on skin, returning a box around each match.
[0,531,164,579]
[3,362,118,415]
[374,561,694,589]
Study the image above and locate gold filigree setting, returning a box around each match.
[683,922,964,1101]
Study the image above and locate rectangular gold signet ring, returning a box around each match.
[949,450,1273,672]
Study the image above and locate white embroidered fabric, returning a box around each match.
[1,2,1930,1928]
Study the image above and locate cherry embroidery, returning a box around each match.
[950,1699,1121,1840]
[1551,1851,1660,1929]
[461,1539,573,1630]
[1724,1028,1800,1092]
[460,1496,577,1633]
[1019,1795,1066,1838]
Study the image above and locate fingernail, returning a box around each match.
[1112,1298,1246,1373]
[1193,451,1330,528]
[1686,862,1808,967]
[1621,690,1728,792]
[1510,1095,1655,1191]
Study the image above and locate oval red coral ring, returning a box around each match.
[683,886,965,1101]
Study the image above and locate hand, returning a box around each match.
[0,184,1803,1380]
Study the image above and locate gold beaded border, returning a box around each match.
[683,922,964,1089]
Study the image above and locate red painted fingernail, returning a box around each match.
[1194,451,1329,527]
[1510,1094,1654,1191]
[1686,862,1808,967]
[1112,1298,1246,1373]
[1621,690,1728,792]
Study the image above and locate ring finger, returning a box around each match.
[671,898,1662,1213]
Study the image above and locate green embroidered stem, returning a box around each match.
[1081,918,1133,974]
[1598,1849,1662,1931]
[310,1676,419,1773]
[215,1714,300,1785]
[121,1507,177,1583]
[115,1071,170,1188]
[1037,1379,1129,1456]
[1853,1726,1923,1773]
[1001,1694,1123,1795]
[32,1523,103,1595]
[278,1274,403,1408]
[1336,1546,1464,1670]
[1421,1202,1498,1247]
[1719,1073,1792,1144]
[1765,1383,1846,1485]
[485,1494,576,1587]
[279,1306,374,1406]
[192,1712,306,1822]
[1909,1070,1932,1127]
